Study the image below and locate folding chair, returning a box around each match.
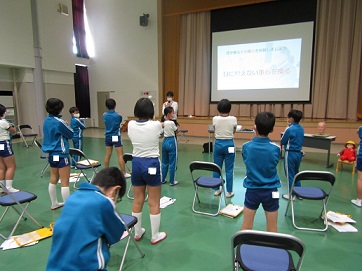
[69,148,101,189]
[336,158,356,174]
[33,140,50,177]
[119,213,145,271]
[190,161,226,216]
[18,124,38,147]
[232,230,305,271]
[0,183,43,240]
[178,129,189,143]
[123,153,148,201]
[285,170,336,232]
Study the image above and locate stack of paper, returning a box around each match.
[77,159,99,166]
[326,211,358,232]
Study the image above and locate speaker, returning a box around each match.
[140,14,149,27]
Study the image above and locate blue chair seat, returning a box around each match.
[293,187,326,200]
[0,191,37,206]
[238,244,293,271]
[196,176,223,188]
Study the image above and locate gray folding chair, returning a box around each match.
[18,124,38,147]
[232,230,305,271]
[0,183,43,240]
[190,161,226,216]
[33,140,50,177]
[285,170,336,232]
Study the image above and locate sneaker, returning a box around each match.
[6,187,19,193]
[351,199,362,207]
[134,228,146,241]
[124,173,131,178]
[214,190,222,196]
[170,181,179,186]
[226,192,234,198]
[51,202,64,210]
[282,194,295,201]
[151,232,167,245]
[161,180,167,184]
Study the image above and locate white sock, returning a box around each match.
[132,212,143,235]
[150,213,161,240]
[61,187,70,202]
[48,183,58,206]
[5,179,14,189]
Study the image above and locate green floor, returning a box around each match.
[1,137,361,271]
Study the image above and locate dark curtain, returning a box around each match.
[72,0,89,58]
[74,65,91,118]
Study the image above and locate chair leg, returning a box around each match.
[41,163,49,177]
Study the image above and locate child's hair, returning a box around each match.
[287,110,303,123]
[69,107,79,114]
[92,167,126,198]
[255,112,275,136]
[163,106,173,117]
[105,99,116,110]
[0,104,6,118]
[166,91,174,97]
[134,98,154,119]
[46,98,64,116]
[217,99,232,114]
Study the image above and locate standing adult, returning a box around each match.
[162,91,178,121]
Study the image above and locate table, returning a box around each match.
[281,133,337,168]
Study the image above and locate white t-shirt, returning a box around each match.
[0,119,11,141]
[162,101,178,119]
[128,120,163,158]
[163,120,177,137]
[213,116,237,139]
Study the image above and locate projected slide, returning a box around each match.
[211,22,314,103]
[218,38,301,90]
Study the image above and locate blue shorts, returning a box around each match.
[0,140,14,157]
[131,157,162,187]
[48,155,70,168]
[105,136,122,147]
[244,188,279,212]
[357,158,362,171]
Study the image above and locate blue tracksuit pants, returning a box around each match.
[162,137,177,184]
[213,139,235,193]
[284,150,302,191]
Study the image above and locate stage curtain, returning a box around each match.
[72,0,89,59]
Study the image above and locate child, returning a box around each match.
[352,127,362,207]
[213,99,237,198]
[42,98,74,210]
[128,98,167,245]
[103,98,130,178]
[280,110,304,200]
[161,107,178,186]
[69,107,86,167]
[0,104,18,193]
[241,112,281,232]
[338,140,356,162]
[162,91,178,121]
[47,167,126,270]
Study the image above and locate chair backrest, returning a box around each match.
[294,170,335,187]
[69,148,86,160]
[232,230,305,271]
[18,124,33,130]
[123,153,133,164]
[208,124,215,132]
[190,161,222,177]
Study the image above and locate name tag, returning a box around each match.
[112,136,118,142]
[0,144,4,150]
[148,167,156,175]
[228,147,235,153]
[272,191,279,199]
[53,155,59,162]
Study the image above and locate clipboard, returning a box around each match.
[220,204,244,218]
[76,159,99,166]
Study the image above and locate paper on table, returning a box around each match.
[328,222,358,232]
[160,196,176,209]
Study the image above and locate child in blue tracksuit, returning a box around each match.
[103,99,128,177]
[69,107,86,167]
[213,99,237,198]
[280,110,304,200]
[161,107,178,186]
[46,167,126,271]
[242,112,281,232]
[42,98,73,210]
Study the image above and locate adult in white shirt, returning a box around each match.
[162,91,178,121]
